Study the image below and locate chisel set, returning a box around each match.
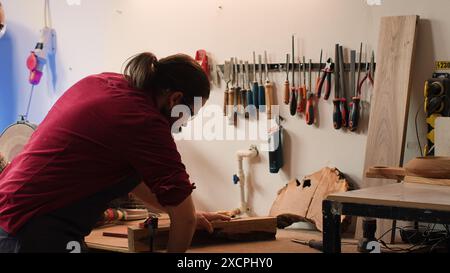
[217,37,375,132]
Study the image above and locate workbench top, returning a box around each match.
[85,222,360,253]
[327,182,450,212]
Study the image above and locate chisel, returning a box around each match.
[228,58,237,125]
[315,50,323,96]
[306,59,315,125]
[290,36,298,116]
[349,44,361,132]
[284,53,290,105]
[333,44,342,130]
[298,56,307,114]
[239,60,246,116]
[339,46,349,128]
[264,51,274,120]
[258,54,266,112]
[252,52,259,111]
[245,61,253,118]
[296,57,302,115]
[235,58,242,117]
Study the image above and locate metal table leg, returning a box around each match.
[323,200,341,253]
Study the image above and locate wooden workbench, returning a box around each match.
[323,182,450,253]
[85,224,359,253]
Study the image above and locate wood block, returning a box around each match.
[404,176,450,186]
[306,168,349,231]
[269,169,324,227]
[122,217,277,252]
[357,15,419,239]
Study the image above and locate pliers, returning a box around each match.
[317,58,334,100]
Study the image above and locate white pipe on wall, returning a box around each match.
[235,145,258,216]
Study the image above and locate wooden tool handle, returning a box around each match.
[228,88,235,113]
[284,80,290,105]
[223,90,229,116]
[366,166,406,180]
[265,81,274,119]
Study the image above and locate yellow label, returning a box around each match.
[436,61,450,70]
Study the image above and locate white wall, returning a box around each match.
[1,0,448,216]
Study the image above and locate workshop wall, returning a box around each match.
[0,0,448,217]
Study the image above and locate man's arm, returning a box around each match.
[131,182,197,253]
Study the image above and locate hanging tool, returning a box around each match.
[264,51,274,120]
[297,56,307,115]
[252,52,259,111]
[220,61,232,116]
[245,61,253,118]
[258,54,266,112]
[349,43,363,131]
[339,46,349,128]
[228,58,237,125]
[269,117,284,174]
[318,58,334,100]
[284,54,290,105]
[306,59,315,125]
[236,59,243,116]
[296,57,302,114]
[315,50,323,96]
[333,44,343,130]
[290,36,298,116]
[240,60,247,116]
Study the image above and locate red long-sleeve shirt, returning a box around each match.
[0,73,195,235]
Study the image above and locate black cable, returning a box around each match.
[415,102,425,157]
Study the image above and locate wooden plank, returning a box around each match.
[98,217,277,252]
[404,175,450,186]
[328,182,450,212]
[365,167,406,180]
[357,15,420,239]
[306,168,349,232]
[436,117,450,156]
[269,170,324,220]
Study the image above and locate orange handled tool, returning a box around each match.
[306,59,315,125]
[284,54,290,105]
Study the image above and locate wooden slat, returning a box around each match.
[404,176,450,186]
[329,182,450,212]
[365,167,406,180]
[356,15,420,239]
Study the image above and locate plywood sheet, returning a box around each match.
[357,15,419,239]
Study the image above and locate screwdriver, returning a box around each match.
[296,56,302,115]
[284,53,290,105]
[245,61,253,118]
[339,46,349,128]
[235,58,242,118]
[333,44,342,130]
[315,50,323,96]
[258,54,266,112]
[228,58,237,125]
[306,59,315,125]
[239,60,246,116]
[298,56,307,114]
[252,52,259,111]
[349,43,362,132]
[290,36,298,116]
[264,51,274,120]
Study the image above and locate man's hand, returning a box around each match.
[196,211,231,234]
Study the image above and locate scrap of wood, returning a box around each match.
[365,167,406,180]
[269,167,350,231]
[404,176,450,186]
[269,169,324,222]
[357,15,420,239]
[306,168,349,231]
[100,217,277,253]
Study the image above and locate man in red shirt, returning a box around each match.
[0,52,229,253]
